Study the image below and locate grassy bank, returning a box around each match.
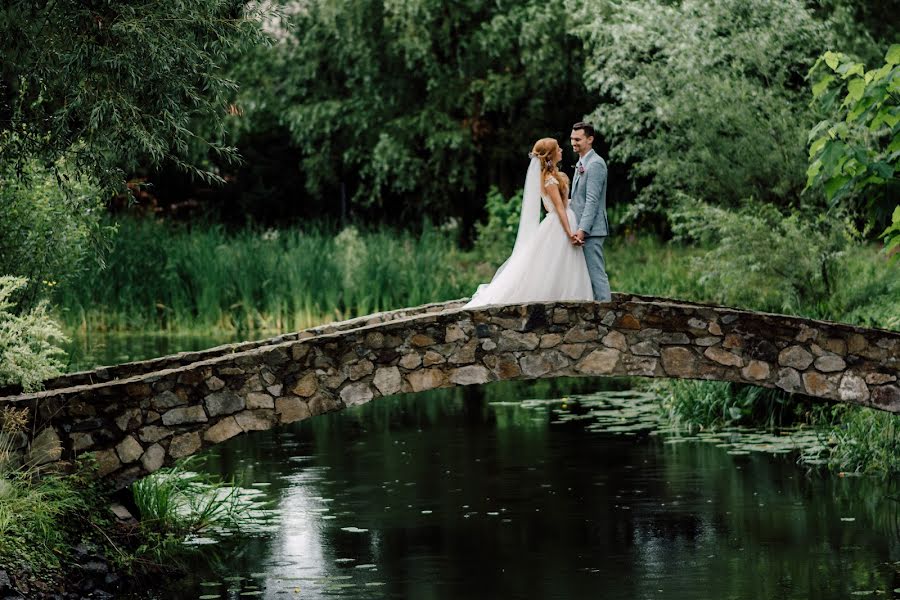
[0,403,253,595]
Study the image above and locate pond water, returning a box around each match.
[64,331,245,372]
[126,378,900,600]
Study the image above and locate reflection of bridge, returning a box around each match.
[2,294,898,488]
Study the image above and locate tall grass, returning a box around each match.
[0,407,106,575]
[816,404,900,476]
[131,456,258,565]
[656,380,807,432]
[55,219,482,333]
[52,219,714,334]
[53,218,897,334]
[604,234,708,301]
[824,243,900,330]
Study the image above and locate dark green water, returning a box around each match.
[66,334,900,598]
[132,380,899,600]
[64,332,244,372]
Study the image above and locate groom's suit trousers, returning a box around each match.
[584,236,611,302]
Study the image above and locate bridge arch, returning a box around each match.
[2,295,897,489]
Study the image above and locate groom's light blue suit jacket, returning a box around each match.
[570,149,609,237]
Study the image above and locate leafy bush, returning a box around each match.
[0,160,111,307]
[472,186,523,263]
[670,197,848,314]
[0,277,67,392]
[806,44,899,231]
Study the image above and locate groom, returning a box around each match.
[569,121,611,302]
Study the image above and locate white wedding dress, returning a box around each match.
[465,158,593,308]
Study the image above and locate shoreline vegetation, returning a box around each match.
[52,217,899,335]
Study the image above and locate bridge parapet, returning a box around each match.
[2,296,897,488]
[0,299,468,396]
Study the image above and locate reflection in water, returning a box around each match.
[63,331,248,372]
[133,379,899,599]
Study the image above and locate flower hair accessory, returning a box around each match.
[528,151,537,159]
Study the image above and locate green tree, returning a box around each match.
[813,0,900,64]
[226,0,592,228]
[0,0,264,192]
[569,0,833,219]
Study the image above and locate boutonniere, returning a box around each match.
[577,164,585,175]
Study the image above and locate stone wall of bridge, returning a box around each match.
[0,299,467,396]
[2,295,897,489]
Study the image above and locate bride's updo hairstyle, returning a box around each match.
[530,137,569,198]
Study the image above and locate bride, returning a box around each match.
[465,138,593,308]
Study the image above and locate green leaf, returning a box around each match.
[812,75,834,98]
[828,122,849,139]
[808,136,827,158]
[808,120,832,142]
[886,44,900,66]
[888,136,900,154]
[866,64,893,84]
[869,107,900,130]
[820,140,848,168]
[823,175,851,201]
[824,51,842,71]
[886,236,899,256]
[859,174,886,187]
[845,78,866,103]
[846,99,869,123]
[806,159,822,188]
[838,62,865,79]
[871,161,895,179]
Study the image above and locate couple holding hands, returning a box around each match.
[466,121,611,308]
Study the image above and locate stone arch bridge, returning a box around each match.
[2,294,897,489]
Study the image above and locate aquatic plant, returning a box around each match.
[131,456,265,564]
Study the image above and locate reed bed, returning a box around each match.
[55,220,481,333]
